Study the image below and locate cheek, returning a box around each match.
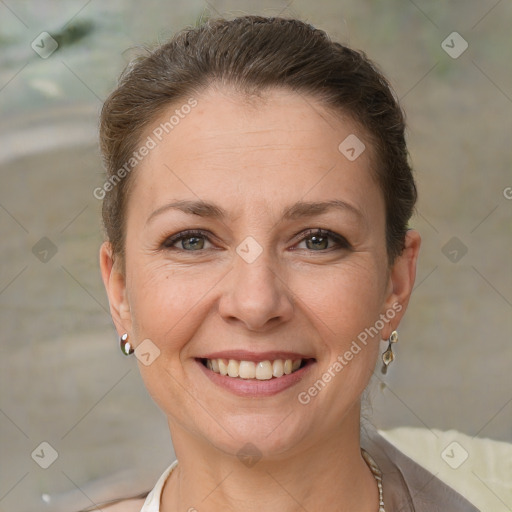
[289,257,386,423]
[127,252,387,353]
[125,262,216,416]
[296,256,386,343]
[126,261,211,348]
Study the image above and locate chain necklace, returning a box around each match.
[147,451,385,512]
[361,449,386,512]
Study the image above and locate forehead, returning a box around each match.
[130,86,382,222]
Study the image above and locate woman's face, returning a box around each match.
[101,87,419,459]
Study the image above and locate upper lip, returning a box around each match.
[198,350,315,362]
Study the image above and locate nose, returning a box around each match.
[218,247,294,332]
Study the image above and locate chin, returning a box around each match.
[194,407,315,461]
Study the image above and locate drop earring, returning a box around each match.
[120,333,134,355]
[381,330,398,374]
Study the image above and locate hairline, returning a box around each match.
[109,83,386,270]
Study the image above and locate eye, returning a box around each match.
[160,228,351,253]
[295,228,351,252]
[162,230,214,251]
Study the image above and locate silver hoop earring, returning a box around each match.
[120,333,134,355]
[381,330,398,374]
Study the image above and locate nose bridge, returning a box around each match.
[236,241,278,294]
[218,235,293,330]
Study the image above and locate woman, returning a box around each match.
[96,15,480,511]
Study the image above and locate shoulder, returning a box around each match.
[93,462,176,512]
[99,497,146,511]
[378,427,512,512]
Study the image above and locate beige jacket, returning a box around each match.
[361,425,480,511]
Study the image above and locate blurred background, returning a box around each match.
[1,0,511,511]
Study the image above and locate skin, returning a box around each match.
[100,86,421,512]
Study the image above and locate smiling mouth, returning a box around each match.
[199,357,314,380]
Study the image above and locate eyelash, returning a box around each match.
[299,228,352,251]
[161,228,351,253]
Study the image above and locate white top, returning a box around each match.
[140,460,178,512]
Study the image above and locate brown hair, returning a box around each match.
[99,15,417,266]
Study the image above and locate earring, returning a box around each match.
[120,333,134,355]
[381,330,398,374]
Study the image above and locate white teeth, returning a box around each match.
[227,359,239,378]
[204,357,304,379]
[255,361,273,380]
[239,360,256,379]
[218,359,228,376]
[272,359,284,378]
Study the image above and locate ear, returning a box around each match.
[99,241,132,336]
[380,229,421,340]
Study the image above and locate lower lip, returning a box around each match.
[196,359,315,397]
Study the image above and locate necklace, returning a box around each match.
[361,449,386,512]
[159,452,385,512]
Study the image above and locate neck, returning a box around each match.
[161,404,379,512]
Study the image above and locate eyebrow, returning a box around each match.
[146,199,225,225]
[146,198,364,225]
[283,199,363,221]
